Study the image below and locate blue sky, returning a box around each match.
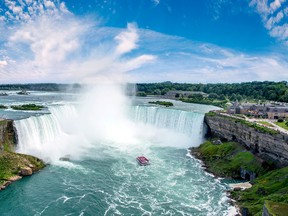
[0,0,287,83]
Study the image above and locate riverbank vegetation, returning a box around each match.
[180,97,227,108]
[192,139,288,215]
[191,140,266,179]
[231,167,288,215]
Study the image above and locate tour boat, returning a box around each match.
[136,156,150,166]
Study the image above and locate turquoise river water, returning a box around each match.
[0,90,237,216]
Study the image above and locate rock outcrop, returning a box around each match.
[0,119,16,153]
[20,167,33,176]
[0,119,45,191]
[205,113,288,168]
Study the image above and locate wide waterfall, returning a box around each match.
[15,104,205,162]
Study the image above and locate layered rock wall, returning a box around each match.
[0,119,15,152]
[205,113,288,167]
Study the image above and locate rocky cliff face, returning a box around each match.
[205,113,288,168]
[0,119,16,153]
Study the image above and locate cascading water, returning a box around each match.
[14,104,83,161]
[15,104,206,162]
[131,105,205,144]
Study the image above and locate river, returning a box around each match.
[0,89,236,216]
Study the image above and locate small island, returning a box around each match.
[16,90,29,95]
[0,105,8,109]
[11,104,45,111]
[148,101,174,107]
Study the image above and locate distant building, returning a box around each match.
[267,107,288,119]
[226,101,288,119]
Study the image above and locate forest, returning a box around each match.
[136,81,288,102]
[1,81,288,103]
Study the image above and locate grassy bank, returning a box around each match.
[231,167,288,215]
[0,152,45,185]
[192,139,288,215]
[0,119,45,188]
[191,140,266,178]
[275,121,288,130]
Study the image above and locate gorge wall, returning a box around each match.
[0,119,16,152]
[204,113,288,168]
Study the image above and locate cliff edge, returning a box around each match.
[204,112,288,168]
[0,119,45,191]
[201,111,288,216]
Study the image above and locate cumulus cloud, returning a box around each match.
[0,0,287,84]
[0,1,155,84]
[250,0,288,44]
[1,0,70,22]
[9,15,84,66]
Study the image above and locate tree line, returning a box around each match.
[136,81,288,102]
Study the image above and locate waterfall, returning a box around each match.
[131,106,205,137]
[14,104,205,161]
[14,105,79,161]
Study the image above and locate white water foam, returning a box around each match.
[15,97,205,162]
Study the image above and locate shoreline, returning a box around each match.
[0,152,46,191]
[188,148,244,216]
[189,142,259,216]
[0,119,45,192]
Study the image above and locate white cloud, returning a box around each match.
[1,0,70,23]
[270,23,288,40]
[0,5,155,84]
[125,32,288,83]
[0,0,287,84]
[59,2,70,14]
[115,23,139,55]
[9,15,84,66]
[250,0,288,44]
[12,6,23,14]
[270,0,285,13]
[44,0,55,9]
[0,60,8,66]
